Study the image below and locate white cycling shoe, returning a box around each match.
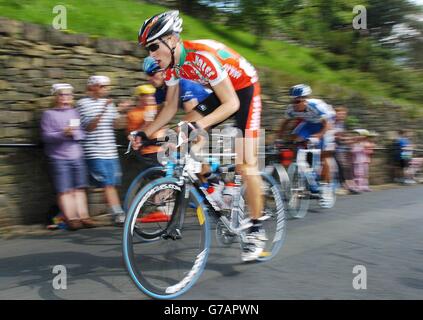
[319,183,335,209]
[241,229,268,262]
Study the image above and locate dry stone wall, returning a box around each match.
[0,17,422,228]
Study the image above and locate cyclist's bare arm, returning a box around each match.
[277,118,291,139]
[183,110,203,123]
[143,84,180,138]
[195,77,239,130]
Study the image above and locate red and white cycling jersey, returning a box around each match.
[165,40,258,90]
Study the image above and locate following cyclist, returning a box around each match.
[278,84,336,208]
[143,56,229,191]
[143,56,222,123]
[133,10,266,262]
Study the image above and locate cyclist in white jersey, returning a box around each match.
[279,84,336,206]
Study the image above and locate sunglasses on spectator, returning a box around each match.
[58,93,72,97]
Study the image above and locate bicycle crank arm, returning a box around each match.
[219,216,252,235]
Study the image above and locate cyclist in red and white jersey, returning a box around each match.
[134,10,266,262]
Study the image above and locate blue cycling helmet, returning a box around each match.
[143,56,161,75]
[289,84,312,98]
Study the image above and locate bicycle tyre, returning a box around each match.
[123,166,165,213]
[123,177,210,299]
[251,172,287,261]
[287,162,310,219]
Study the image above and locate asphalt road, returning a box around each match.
[1,185,422,300]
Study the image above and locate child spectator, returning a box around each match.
[334,106,359,194]
[352,129,376,192]
[41,83,95,231]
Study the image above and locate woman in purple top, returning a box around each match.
[41,83,95,230]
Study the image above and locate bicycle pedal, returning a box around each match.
[234,221,253,233]
[258,215,271,222]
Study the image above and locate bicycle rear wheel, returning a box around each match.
[287,163,310,219]
[241,172,287,262]
[265,163,290,202]
[123,177,210,299]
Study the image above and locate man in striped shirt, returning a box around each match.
[77,75,125,225]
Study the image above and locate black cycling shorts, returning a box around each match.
[194,82,262,137]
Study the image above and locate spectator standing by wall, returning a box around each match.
[333,106,359,194]
[126,84,167,169]
[394,129,415,184]
[77,76,125,225]
[41,83,95,231]
[352,129,375,192]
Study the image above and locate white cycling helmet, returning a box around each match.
[289,84,312,98]
[138,10,183,46]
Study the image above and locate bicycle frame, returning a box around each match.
[179,154,249,238]
[296,142,321,188]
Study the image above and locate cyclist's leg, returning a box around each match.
[234,83,264,221]
[320,151,332,183]
[237,134,263,220]
[321,130,336,184]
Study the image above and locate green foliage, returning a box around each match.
[346,115,361,129]
[0,0,421,111]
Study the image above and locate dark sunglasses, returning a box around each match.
[293,98,305,104]
[146,42,160,53]
[58,93,72,97]
[146,69,161,76]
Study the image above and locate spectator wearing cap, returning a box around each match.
[126,84,167,169]
[76,76,125,225]
[41,84,95,231]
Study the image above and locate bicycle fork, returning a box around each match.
[161,182,189,241]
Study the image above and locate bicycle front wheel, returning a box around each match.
[123,177,210,299]
[123,166,165,213]
[287,163,310,219]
